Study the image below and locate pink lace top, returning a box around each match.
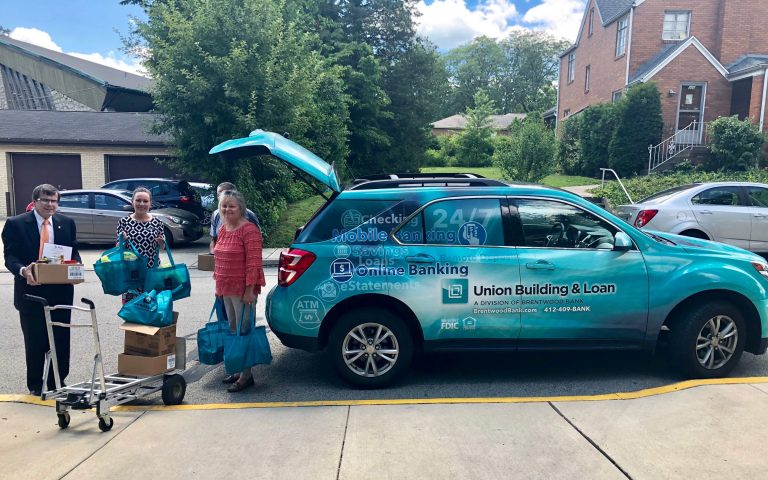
[213,222,266,296]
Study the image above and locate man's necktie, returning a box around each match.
[39,218,49,260]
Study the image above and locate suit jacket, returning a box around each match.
[2,211,81,313]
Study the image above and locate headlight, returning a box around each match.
[751,262,768,280]
[167,216,189,225]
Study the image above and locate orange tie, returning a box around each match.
[39,218,50,260]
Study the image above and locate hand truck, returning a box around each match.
[25,295,187,432]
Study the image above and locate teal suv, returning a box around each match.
[211,131,768,388]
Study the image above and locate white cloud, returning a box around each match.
[9,27,63,51]
[522,0,586,42]
[415,0,585,50]
[416,0,521,50]
[9,27,148,77]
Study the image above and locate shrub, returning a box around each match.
[579,103,617,177]
[557,115,582,175]
[454,90,497,167]
[494,118,556,182]
[609,82,663,176]
[708,115,765,171]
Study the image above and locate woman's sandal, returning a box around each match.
[227,376,254,393]
[222,374,240,384]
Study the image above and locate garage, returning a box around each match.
[10,153,82,215]
[106,155,178,182]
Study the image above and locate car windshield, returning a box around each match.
[638,184,698,203]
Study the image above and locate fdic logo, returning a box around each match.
[442,279,468,304]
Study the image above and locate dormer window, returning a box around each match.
[663,11,691,40]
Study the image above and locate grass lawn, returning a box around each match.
[267,169,600,247]
[420,167,598,187]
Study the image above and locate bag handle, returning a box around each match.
[235,302,256,337]
[152,236,176,267]
[117,236,142,258]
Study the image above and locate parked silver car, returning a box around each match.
[614,182,768,252]
[58,189,204,245]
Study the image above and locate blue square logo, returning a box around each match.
[442,279,468,304]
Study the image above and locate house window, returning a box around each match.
[612,90,623,103]
[568,53,575,82]
[588,8,595,36]
[663,11,690,40]
[584,65,591,93]
[564,109,571,118]
[615,16,628,57]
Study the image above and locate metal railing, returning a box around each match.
[647,121,709,174]
[600,168,633,204]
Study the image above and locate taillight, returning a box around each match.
[634,209,658,228]
[179,196,192,203]
[278,248,316,287]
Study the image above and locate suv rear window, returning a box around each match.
[296,199,398,243]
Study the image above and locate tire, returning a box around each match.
[163,226,175,248]
[669,301,746,378]
[162,374,187,405]
[328,307,413,389]
[98,415,114,432]
[57,412,70,429]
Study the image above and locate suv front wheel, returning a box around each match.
[670,301,746,378]
[329,307,413,388]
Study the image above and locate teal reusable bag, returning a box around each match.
[223,304,272,374]
[93,239,148,296]
[144,238,191,300]
[117,289,174,327]
[197,298,229,365]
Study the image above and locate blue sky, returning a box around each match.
[3,0,585,76]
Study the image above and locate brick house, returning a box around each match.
[0,35,178,216]
[431,113,527,136]
[557,0,768,151]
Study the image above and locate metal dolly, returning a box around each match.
[26,295,187,432]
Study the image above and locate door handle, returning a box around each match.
[754,214,767,218]
[526,260,556,270]
[406,254,435,264]
[699,210,713,215]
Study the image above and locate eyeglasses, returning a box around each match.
[36,198,59,205]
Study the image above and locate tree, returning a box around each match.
[123,0,350,230]
[443,32,570,116]
[609,82,663,176]
[454,90,496,167]
[579,103,617,177]
[494,117,556,182]
[709,116,765,171]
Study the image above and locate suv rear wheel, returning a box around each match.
[329,307,413,388]
[670,301,745,378]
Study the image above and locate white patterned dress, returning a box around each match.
[116,215,165,302]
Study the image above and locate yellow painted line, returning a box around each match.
[2,376,767,411]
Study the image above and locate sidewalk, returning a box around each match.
[2,380,768,479]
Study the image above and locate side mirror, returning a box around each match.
[613,232,633,251]
[122,204,134,212]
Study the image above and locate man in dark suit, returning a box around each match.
[2,184,81,396]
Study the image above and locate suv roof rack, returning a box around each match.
[348,176,507,190]
[352,173,486,183]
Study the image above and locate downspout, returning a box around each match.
[625,6,635,85]
[555,75,561,135]
[760,67,768,133]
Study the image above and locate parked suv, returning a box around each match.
[102,178,205,220]
[211,131,768,388]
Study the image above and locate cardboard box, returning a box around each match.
[198,253,215,271]
[120,312,179,357]
[118,337,186,376]
[32,263,85,284]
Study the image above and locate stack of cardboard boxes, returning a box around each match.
[118,312,186,376]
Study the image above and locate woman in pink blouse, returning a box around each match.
[213,190,266,392]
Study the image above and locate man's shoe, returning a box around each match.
[227,376,254,393]
[29,389,41,396]
[222,374,240,384]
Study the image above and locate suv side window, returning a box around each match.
[514,199,617,249]
[691,186,743,206]
[746,186,768,207]
[296,199,398,243]
[399,198,505,246]
[94,193,128,211]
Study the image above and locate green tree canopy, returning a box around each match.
[454,90,496,167]
[609,82,663,176]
